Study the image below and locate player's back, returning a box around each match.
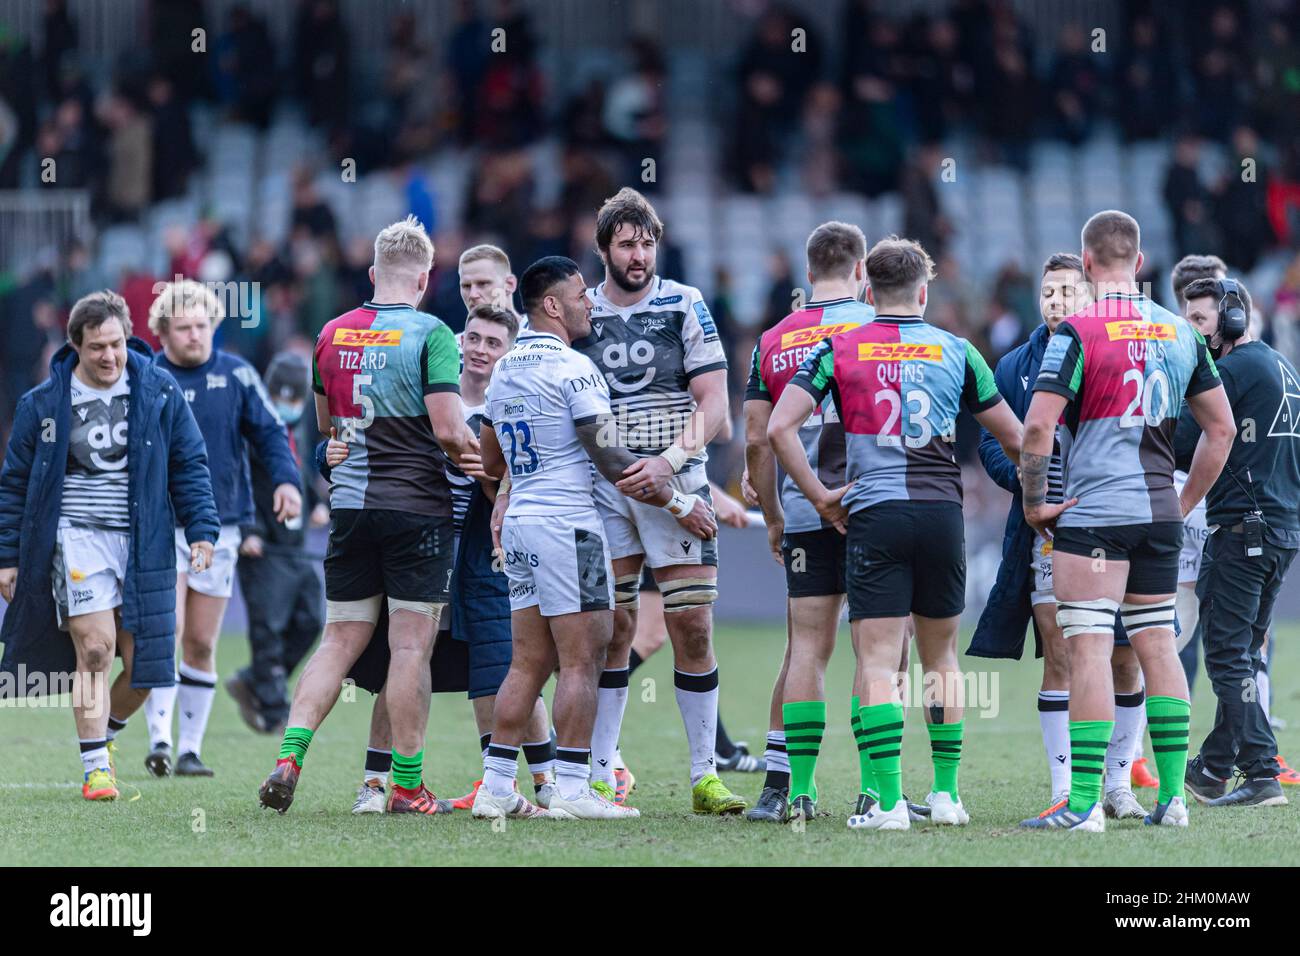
[749,297,874,531]
[1036,293,1218,527]
[313,301,460,515]
[486,330,609,517]
[799,315,997,511]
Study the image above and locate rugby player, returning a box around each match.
[743,221,876,822]
[471,256,716,820]
[972,254,1150,819]
[770,236,1024,830]
[0,291,219,800]
[1020,211,1235,831]
[144,280,301,777]
[259,216,477,815]
[574,188,746,814]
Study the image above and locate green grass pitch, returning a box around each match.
[3,623,1299,866]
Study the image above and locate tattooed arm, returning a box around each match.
[1021,391,1076,536]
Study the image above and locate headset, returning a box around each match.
[1216,278,1248,342]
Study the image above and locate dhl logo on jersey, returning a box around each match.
[780,322,859,350]
[857,342,943,362]
[333,328,403,347]
[1105,321,1174,342]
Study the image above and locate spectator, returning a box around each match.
[1117,13,1177,142]
[293,0,350,130]
[1215,126,1275,272]
[148,74,197,202]
[100,91,152,222]
[215,4,277,130]
[1048,22,1103,145]
[1164,134,1220,259]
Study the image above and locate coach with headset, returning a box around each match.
[1174,277,1300,807]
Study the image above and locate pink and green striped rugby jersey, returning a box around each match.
[745,297,874,532]
[1033,292,1220,528]
[790,315,1002,512]
[312,301,461,516]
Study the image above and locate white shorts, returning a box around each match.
[501,510,613,617]
[593,468,719,569]
[1174,471,1209,586]
[52,524,129,621]
[175,525,242,598]
[1030,532,1055,606]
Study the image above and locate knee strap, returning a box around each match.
[659,576,718,613]
[1121,597,1176,637]
[387,597,444,621]
[1056,597,1119,639]
[613,574,641,611]
[326,594,383,625]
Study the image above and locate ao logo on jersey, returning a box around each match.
[86,421,128,471]
[602,339,657,393]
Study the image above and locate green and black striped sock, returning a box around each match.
[1146,695,1191,804]
[783,700,826,802]
[859,701,904,812]
[278,727,313,766]
[1068,720,1112,814]
[850,695,878,799]
[927,719,964,801]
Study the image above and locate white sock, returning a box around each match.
[765,730,790,775]
[591,667,629,786]
[1258,666,1272,724]
[482,744,518,798]
[613,748,625,771]
[1107,688,1145,792]
[674,667,720,785]
[146,679,178,748]
[555,747,590,800]
[176,662,217,757]
[80,738,109,775]
[1038,690,1070,796]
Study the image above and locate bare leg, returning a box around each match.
[384,607,441,757]
[287,619,376,731]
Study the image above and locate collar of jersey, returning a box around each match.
[363,300,410,311]
[518,330,564,344]
[806,296,856,308]
[870,314,924,324]
[593,276,662,314]
[1100,291,1146,301]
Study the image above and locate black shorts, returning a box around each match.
[325,508,454,603]
[1052,521,1183,596]
[782,527,847,598]
[846,501,965,620]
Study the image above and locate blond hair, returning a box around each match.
[459,244,511,273]
[374,215,434,277]
[148,279,225,336]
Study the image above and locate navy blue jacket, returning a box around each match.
[968,324,1050,659]
[0,339,220,691]
[156,350,299,527]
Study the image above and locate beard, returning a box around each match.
[608,257,655,295]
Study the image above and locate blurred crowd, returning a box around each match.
[4,0,1300,458]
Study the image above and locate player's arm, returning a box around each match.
[1178,343,1235,517]
[311,350,332,436]
[238,367,302,522]
[1020,326,1083,536]
[617,292,729,498]
[576,417,716,540]
[744,399,784,565]
[0,396,37,602]
[963,341,1021,465]
[422,323,479,461]
[768,341,850,533]
[163,377,220,570]
[479,418,506,482]
[616,369,729,498]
